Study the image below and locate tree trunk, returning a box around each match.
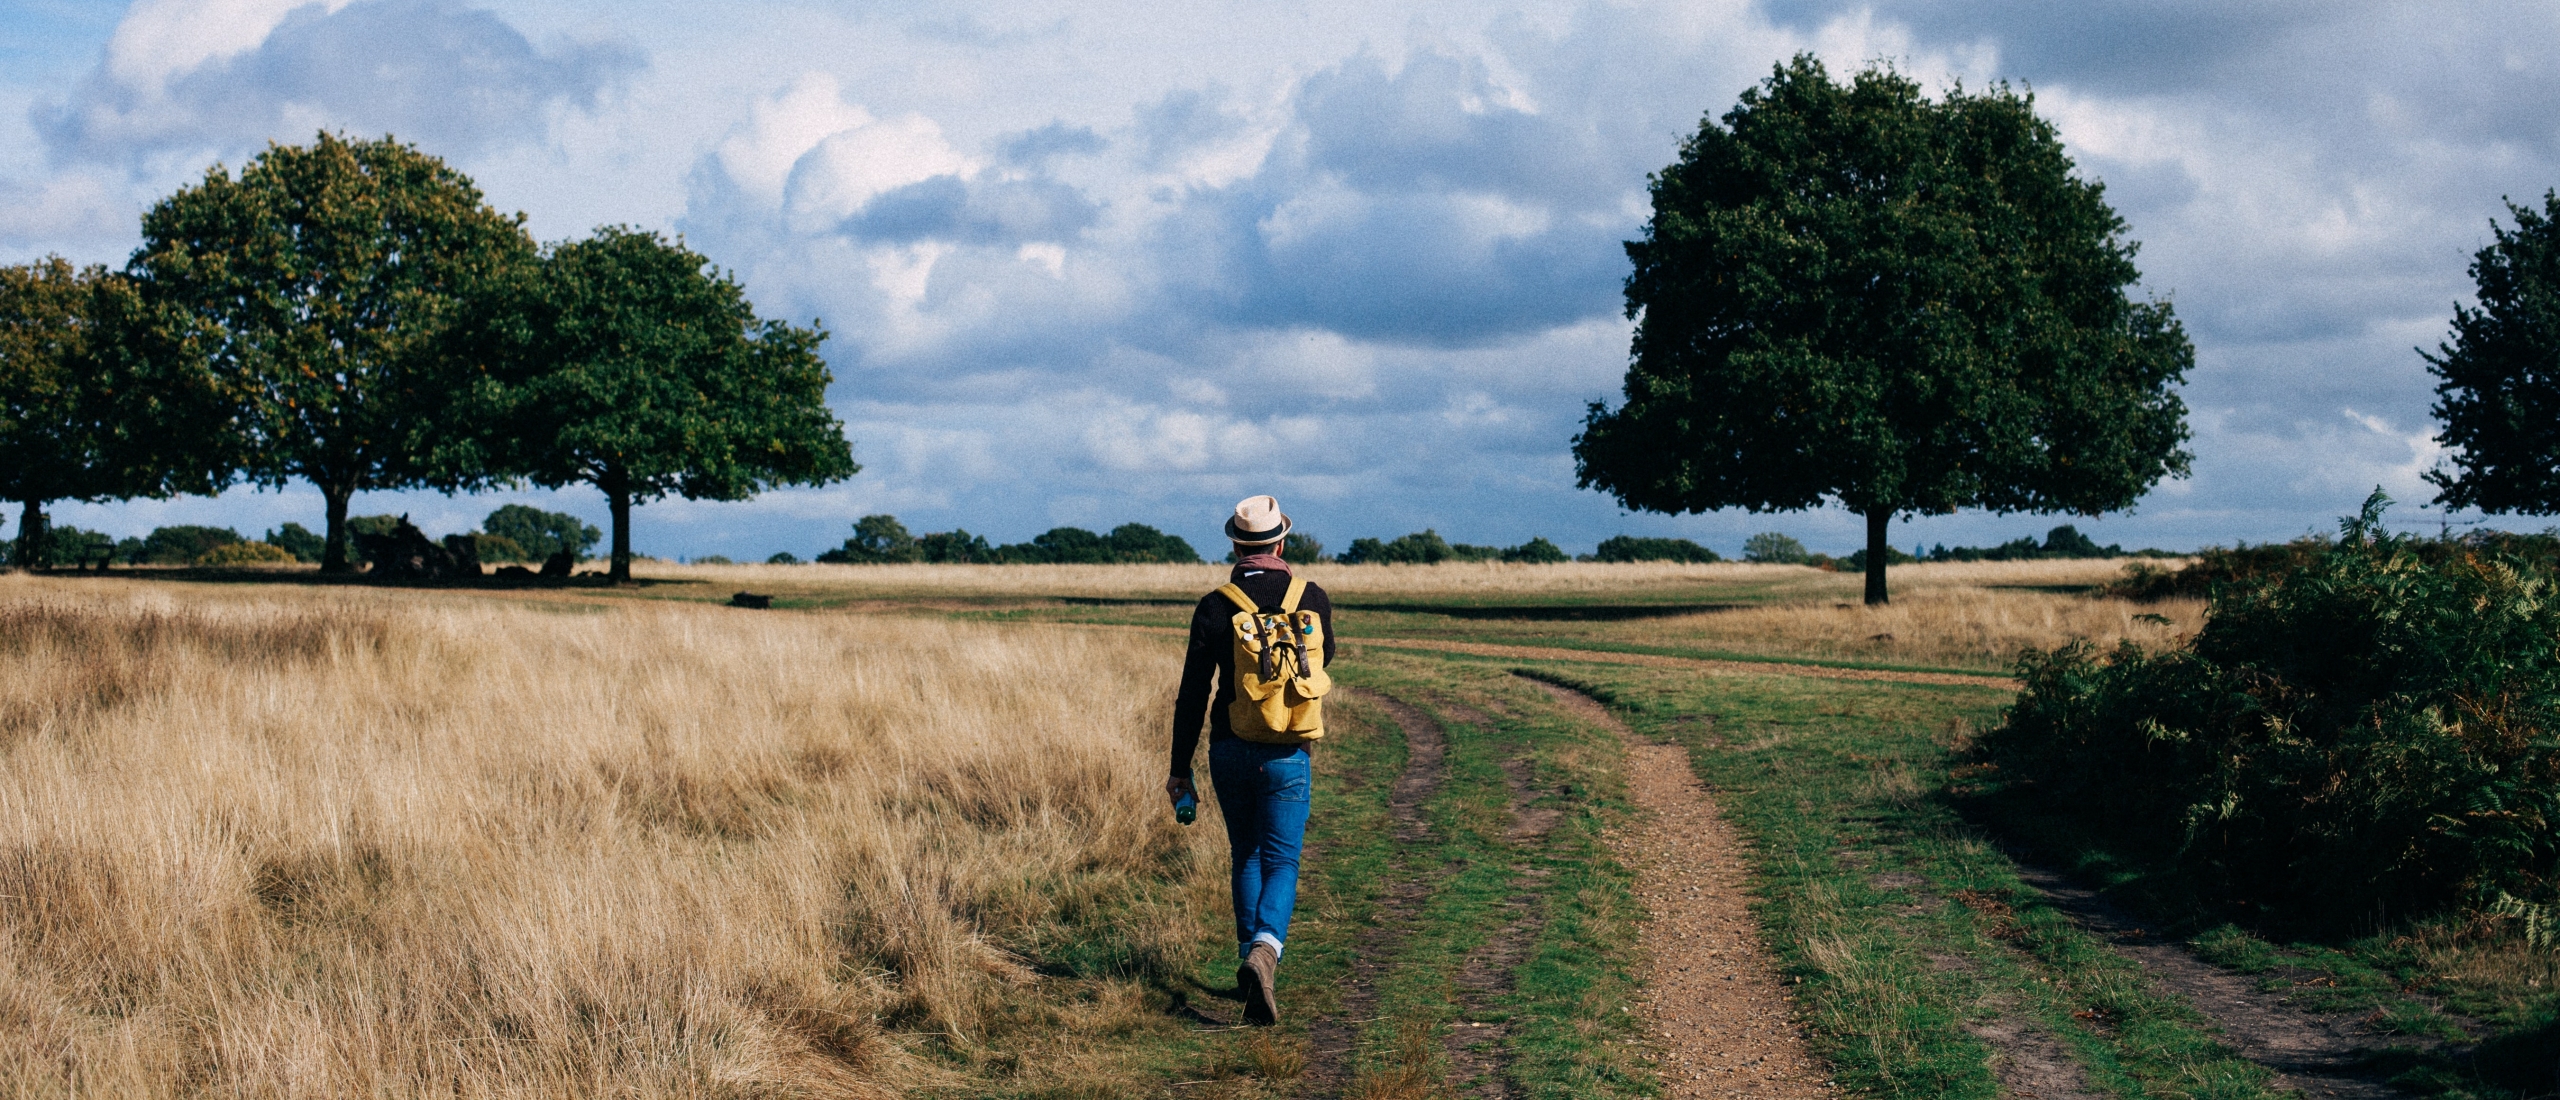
[1864,506,1891,606]
[320,486,354,574]
[609,486,633,585]
[15,500,45,572]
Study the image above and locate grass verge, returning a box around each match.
[1531,662,2293,1100]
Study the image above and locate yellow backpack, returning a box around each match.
[1219,578,1331,743]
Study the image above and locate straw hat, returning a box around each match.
[1224,495,1292,546]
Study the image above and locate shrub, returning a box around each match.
[1842,544,1916,571]
[1281,533,1326,564]
[1,525,114,567]
[989,523,1200,564]
[820,515,922,564]
[481,505,600,563]
[1337,530,1454,565]
[917,529,993,563]
[766,552,802,565]
[691,555,734,565]
[1501,537,1568,564]
[265,522,327,563]
[195,540,295,566]
[469,533,531,563]
[1743,532,1807,564]
[139,525,242,565]
[1102,523,1202,564]
[1985,492,2560,932]
[1593,535,1720,563]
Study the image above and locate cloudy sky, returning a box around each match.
[6,0,2556,560]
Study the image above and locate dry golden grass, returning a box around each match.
[1619,587,2206,670]
[628,559,1834,602]
[644,555,2155,601]
[633,557,2193,671]
[0,574,1217,1097]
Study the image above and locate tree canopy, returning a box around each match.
[1574,57,2192,603]
[2426,191,2560,514]
[480,504,600,563]
[0,257,227,568]
[483,226,856,582]
[131,132,536,572]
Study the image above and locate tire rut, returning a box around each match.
[2011,864,2419,1099]
[1302,690,1450,1096]
[1422,694,1559,1099]
[1520,676,1834,1098]
[1858,864,2106,1100]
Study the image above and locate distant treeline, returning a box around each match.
[1736,524,2177,572]
[798,515,1202,565]
[4,505,603,570]
[775,520,2182,568]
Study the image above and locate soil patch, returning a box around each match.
[1966,1010,2106,1100]
[2012,864,2416,1098]
[1302,691,1451,1094]
[1522,677,1833,1098]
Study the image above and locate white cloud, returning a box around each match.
[104,0,351,91]
[19,0,2560,558]
[41,0,637,167]
[713,73,873,207]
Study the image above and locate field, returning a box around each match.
[0,559,2548,1098]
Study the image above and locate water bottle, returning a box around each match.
[1174,789,1198,826]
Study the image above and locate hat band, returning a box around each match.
[1227,518,1288,543]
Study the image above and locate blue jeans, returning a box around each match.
[1208,738,1312,958]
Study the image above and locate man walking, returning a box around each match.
[1168,494,1337,1025]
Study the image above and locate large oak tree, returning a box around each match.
[1575,57,2192,603]
[130,133,536,572]
[2426,192,2560,514]
[0,258,228,569]
[480,227,856,583]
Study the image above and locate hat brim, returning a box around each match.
[1225,513,1291,546]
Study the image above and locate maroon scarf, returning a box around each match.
[1232,552,1291,574]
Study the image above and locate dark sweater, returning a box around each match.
[1169,565,1338,778]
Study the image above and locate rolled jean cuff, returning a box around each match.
[1240,932,1284,960]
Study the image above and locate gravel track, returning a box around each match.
[1523,677,1835,1098]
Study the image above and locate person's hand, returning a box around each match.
[1165,775,1196,802]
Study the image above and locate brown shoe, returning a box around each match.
[1240,943,1279,1025]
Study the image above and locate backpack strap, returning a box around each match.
[1216,583,1259,614]
[1279,577,1308,614]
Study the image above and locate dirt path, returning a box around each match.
[1856,863,2108,1100]
[1302,691,1451,1095]
[1523,677,1833,1098]
[2011,865,2416,1099]
[1084,625,2015,690]
[1356,638,2015,690]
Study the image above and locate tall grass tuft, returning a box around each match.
[0,577,1216,1095]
